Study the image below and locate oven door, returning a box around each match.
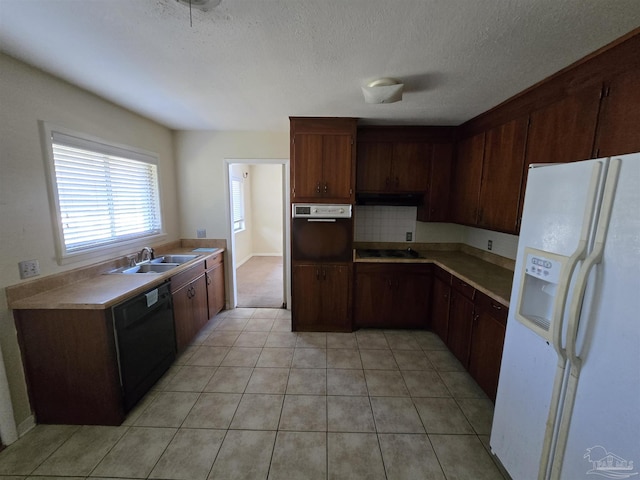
[292,217,353,262]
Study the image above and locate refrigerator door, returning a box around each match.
[553,154,640,479]
[491,159,607,480]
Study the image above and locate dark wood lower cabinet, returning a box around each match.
[430,268,451,341]
[14,309,125,425]
[430,270,509,401]
[292,263,351,332]
[469,292,507,401]
[447,289,475,367]
[354,264,432,329]
[206,261,225,318]
[172,274,208,352]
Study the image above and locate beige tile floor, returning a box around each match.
[0,308,508,479]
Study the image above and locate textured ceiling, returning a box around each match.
[1,0,639,131]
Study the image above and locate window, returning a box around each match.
[43,124,163,262]
[231,177,245,232]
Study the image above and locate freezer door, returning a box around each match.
[554,154,640,479]
[491,158,608,480]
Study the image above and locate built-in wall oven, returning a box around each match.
[292,204,353,262]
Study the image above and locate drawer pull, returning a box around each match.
[491,302,502,310]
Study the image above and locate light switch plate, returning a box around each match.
[406,232,412,241]
[197,229,206,238]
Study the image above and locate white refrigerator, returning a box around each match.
[491,153,640,480]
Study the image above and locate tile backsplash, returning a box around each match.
[354,206,417,242]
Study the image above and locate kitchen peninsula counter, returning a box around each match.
[354,245,514,307]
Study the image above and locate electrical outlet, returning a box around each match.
[197,229,206,238]
[488,240,493,251]
[19,259,40,279]
[406,232,412,241]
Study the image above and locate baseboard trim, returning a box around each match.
[17,415,35,438]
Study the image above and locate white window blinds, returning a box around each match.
[50,131,162,255]
[231,177,245,232]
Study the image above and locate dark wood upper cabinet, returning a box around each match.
[356,141,430,193]
[594,65,640,157]
[356,142,393,192]
[477,117,527,234]
[392,142,431,192]
[418,143,454,222]
[290,117,357,203]
[518,86,601,222]
[452,132,485,226]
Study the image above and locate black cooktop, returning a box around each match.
[358,248,423,259]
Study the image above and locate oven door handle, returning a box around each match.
[307,218,337,222]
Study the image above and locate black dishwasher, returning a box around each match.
[113,281,176,412]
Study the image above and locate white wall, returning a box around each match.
[250,164,283,256]
[0,53,181,432]
[173,131,288,240]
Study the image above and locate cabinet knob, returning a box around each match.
[324,183,328,193]
[316,182,321,193]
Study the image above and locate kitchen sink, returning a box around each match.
[108,263,181,274]
[150,254,199,264]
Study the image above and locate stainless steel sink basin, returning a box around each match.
[150,254,199,264]
[108,263,180,274]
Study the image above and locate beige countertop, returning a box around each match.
[8,247,224,310]
[354,249,514,307]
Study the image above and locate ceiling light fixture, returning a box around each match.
[361,78,404,104]
[176,0,221,26]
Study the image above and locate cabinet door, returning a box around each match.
[172,283,195,352]
[322,134,353,201]
[292,134,324,199]
[356,142,393,192]
[207,262,225,318]
[520,86,601,223]
[173,276,208,352]
[469,307,506,401]
[431,276,451,342]
[354,268,394,328]
[452,133,485,226]
[594,66,640,157]
[320,265,352,331]
[447,289,475,367]
[394,269,432,329]
[477,117,527,233]
[292,264,322,330]
[392,142,431,192]
[419,143,453,222]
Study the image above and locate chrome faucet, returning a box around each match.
[138,247,155,262]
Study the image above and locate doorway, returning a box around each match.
[226,159,290,310]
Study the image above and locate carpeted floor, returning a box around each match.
[236,256,284,308]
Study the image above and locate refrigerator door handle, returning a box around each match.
[537,161,605,480]
[548,159,621,480]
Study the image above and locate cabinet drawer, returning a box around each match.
[171,261,205,292]
[434,266,451,284]
[451,276,475,300]
[205,253,223,270]
[475,291,508,325]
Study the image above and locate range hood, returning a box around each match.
[355,192,424,206]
